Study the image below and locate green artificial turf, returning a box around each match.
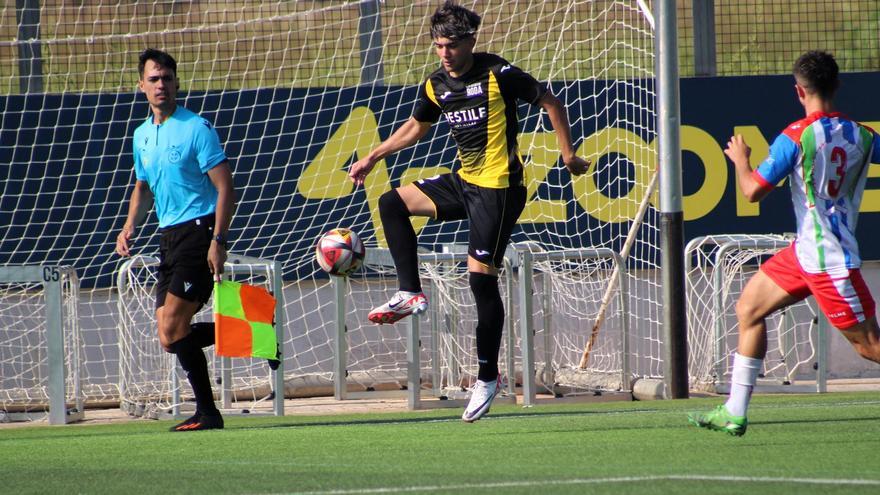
[2,392,879,494]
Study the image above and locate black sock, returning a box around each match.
[379,189,421,292]
[470,272,504,382]
[190,322,215,348]
[169,334,220,416]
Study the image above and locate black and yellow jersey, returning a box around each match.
[412,53,547,189]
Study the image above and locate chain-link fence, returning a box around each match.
[3,1,878,94]
[679,0,880,77]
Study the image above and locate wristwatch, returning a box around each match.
[213,233,228,248]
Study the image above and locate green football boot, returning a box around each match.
[687,404,748,437]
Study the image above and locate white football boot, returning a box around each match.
[368,290,428,324]
[461,375,501,423]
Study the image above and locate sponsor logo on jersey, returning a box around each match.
[444,107,487,127]
[466,83,483,97]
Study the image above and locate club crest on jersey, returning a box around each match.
[466,83,483,97]
[167,145,182,163]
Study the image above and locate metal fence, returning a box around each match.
[3,1,879,94]
[679,0,880,77]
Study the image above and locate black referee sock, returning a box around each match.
[190,322,215,348]
[169,334,220,416]
[469,272,504,382]
[379,189,422,293]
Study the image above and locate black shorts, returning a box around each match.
[413,173,526,268]
[155,213,215,310]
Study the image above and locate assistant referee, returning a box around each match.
[116,48,235,432]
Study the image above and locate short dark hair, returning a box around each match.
[793,50,839,100]
[138,48,177,79]
[430,1,481,40]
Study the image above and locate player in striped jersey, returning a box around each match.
[349,1,589,422]
[690,51,880,436]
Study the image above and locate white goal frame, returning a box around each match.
[516,245,631,405]
[0,265,84,424]
[116,254,285,419]
[685,234,828,393]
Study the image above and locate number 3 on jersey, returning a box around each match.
[827,146,847,198]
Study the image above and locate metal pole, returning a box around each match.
[44,267,65,425]
[657,0,689,399]
[408,314,421,410]
[358,0,384,85]
[272,260,285,415]
[333,277,347,400]
[16,0,43,93]
[503,257,516,395]
[692,0,716,76]
[518,250,536,406]
[813,301,828,393]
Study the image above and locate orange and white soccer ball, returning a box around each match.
[315,228,365,276]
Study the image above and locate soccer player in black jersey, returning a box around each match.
[349,1,589,422]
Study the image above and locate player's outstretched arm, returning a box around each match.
[539,92,589,176]
[116,180,153,257]
[349,118,432,186]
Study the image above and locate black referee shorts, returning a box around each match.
[413,173,526,268]
[155,213,215,310]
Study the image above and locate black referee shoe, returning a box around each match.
[169,412,224,432]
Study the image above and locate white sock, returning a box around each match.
[724,353,762,417]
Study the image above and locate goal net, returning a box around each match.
[0,266,83,423]
[1,1,660,404]
[686,235,820,392]
[117,254,282,418]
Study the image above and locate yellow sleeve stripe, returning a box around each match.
[425,78,439,107]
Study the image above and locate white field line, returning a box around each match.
[278,475,880,495]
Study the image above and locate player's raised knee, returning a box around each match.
[378,189,406,215]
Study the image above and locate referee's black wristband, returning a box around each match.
[213,233,229,248]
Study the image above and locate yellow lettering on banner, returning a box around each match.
[731,126,770,217]
[573,127,655,223]
[295,106,391,244]
[667,125,726,221]
[861,121,880,212]
[399,167,451,235]
[518,132,567,223]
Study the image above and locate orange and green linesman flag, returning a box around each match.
[213,281,277,359]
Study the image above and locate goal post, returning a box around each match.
[335,247,518,410]
[516,245,632,406]
[685,234,827,393]
[0,265,84,424]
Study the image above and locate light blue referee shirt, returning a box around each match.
[133,106,227,228]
